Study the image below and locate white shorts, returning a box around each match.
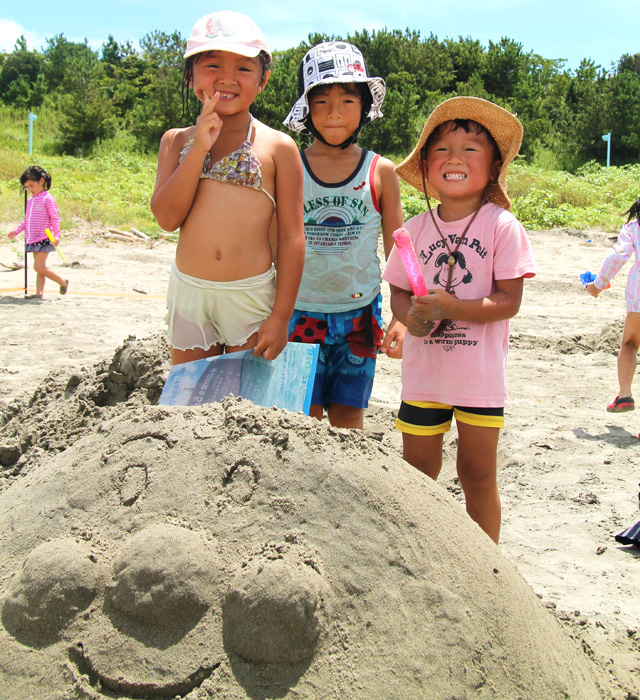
[165,263,276,351]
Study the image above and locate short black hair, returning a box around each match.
[422,119,502,163]
[306,82,372,124]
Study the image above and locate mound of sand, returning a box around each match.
[0,333,171,485]
[0,337,618,699]
[510,317,624,355]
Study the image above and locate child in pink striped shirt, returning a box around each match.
[587,196,640,412]
[8,166,68,299]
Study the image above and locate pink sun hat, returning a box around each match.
[184,11,271,61]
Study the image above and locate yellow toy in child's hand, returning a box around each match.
[45,228,68,265]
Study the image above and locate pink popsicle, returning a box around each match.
[393,228,428,296]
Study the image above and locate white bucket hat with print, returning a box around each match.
[283,41,385,134]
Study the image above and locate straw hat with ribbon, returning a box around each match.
[395,96,523,210]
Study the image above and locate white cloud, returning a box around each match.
[0,18,46,52]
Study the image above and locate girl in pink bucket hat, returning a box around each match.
[151,11,304,366]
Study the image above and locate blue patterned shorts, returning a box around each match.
[288,294,384,409]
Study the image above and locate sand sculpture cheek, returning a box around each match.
[108,523,216,629]
[223,557,331,665]
[2,538,102,646]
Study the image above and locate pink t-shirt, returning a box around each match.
[382,203,536,407]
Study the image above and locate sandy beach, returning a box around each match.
[0,227,639,698]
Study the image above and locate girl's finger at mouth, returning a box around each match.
[202,91,217,107]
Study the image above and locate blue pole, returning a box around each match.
[602,132,611,167]
[28,112,37,155]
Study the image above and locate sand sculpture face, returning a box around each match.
[0,351,613,699]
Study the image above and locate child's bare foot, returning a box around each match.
[25,293,43,300]
[60,280,69,295]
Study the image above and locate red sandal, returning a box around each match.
[607,396,635,413]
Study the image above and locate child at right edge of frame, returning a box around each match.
[382,97,536,543]
[586,195,640,414]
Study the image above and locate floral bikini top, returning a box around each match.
[179,117,276,209]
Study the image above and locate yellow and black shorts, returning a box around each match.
[396,401,504,436]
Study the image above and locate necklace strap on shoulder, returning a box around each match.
[427,196,484,258]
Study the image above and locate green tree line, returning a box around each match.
[2,28,640,170]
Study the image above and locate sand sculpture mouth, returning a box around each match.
[68,641,221,698]
[4,523,225,697]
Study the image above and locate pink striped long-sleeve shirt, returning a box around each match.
[10,191,61,244]
[595,220,640,312]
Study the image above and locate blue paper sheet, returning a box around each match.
[159,342,319,414]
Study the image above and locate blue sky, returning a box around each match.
[1,0,638,72]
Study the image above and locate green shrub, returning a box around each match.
[509,161,640,231]
[2,107,639,238]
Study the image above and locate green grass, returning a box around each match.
[2,102,638,236]
[508,160,640,232]
[0,103,163,237]
[399,159,640,233]
[0,150,162,237]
